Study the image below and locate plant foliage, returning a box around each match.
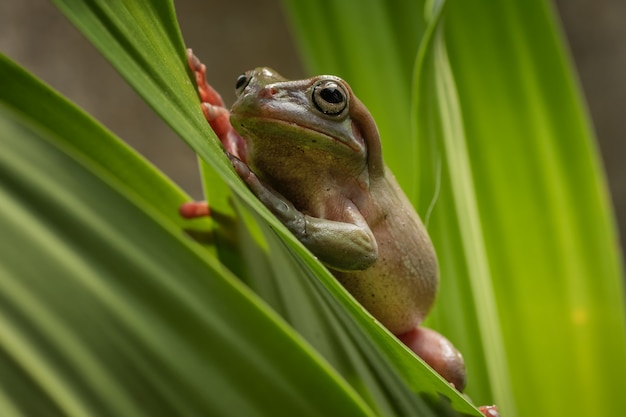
[0,1,623,416]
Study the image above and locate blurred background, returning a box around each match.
[1,0,624,259]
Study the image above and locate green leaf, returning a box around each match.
[49,0,233,181]
[2,0,482,416]
[433,1,626,415]
[0,54,375,417]
[10,0,621,415]
[284,0,626,416]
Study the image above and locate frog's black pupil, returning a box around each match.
[235,74,248,90]
[320,87,344,104]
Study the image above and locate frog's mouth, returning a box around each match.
[234,113,365,154]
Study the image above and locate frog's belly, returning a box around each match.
[331,171,440,334]
[333,241,438,335]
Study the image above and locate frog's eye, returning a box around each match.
[312,80,348,116]
[235,73,251,96]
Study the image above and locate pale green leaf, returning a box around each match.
[284,1,626,416]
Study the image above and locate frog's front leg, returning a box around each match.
[229,156,378,271]
[181,49,246,219]
[186,48,246,160]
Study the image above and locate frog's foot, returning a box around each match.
[398,326,467,392]
[179,201,210,219]
[187,48,225,107]
[187,48,246,160]
[478,405,500,417]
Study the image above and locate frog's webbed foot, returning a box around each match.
[181,49,248,220]
[187,48,225,107]
[187,48,246,160]
[398,326,467,392]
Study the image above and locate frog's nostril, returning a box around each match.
[260,86,277,98]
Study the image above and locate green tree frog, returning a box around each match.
[182,49,468,392]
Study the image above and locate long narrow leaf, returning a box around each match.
[426,1,626,416]
[0,96,374,416]
[6,1,484,416]
[283,1,626,416]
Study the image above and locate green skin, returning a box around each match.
[186,51,468,392]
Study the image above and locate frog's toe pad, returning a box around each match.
[478,405,500,417]
[179,201,211,219]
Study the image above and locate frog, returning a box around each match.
[181,49,468,392]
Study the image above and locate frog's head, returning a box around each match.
[229,68,384,186]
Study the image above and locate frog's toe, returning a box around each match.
[186,48,201,71]
[179,201,210,219]
[478,405,500,417]
[187,48,226,107]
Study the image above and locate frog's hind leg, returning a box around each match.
[396,327,499,415]
[186,48,246,160]
[397,326,467,392]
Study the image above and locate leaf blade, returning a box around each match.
[0,97,376,417]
